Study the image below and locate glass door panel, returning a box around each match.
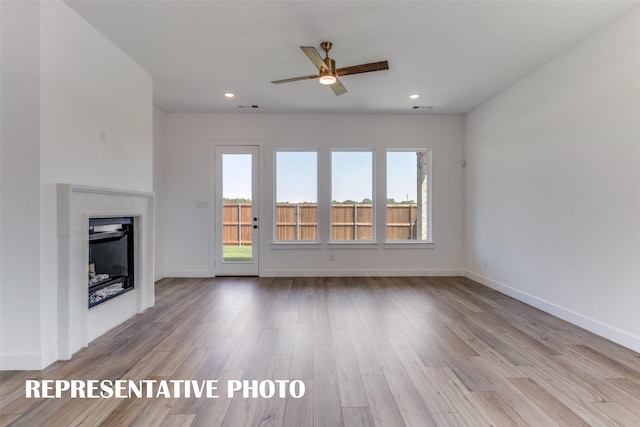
[215,145,259,276]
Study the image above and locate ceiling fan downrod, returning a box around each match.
[319,42,337,85]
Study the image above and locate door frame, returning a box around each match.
[211,141,264,276]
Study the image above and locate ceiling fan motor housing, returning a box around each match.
[324,58,336,73]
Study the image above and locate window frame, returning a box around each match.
[272,149,321,246]
[329,149,377,244]
[384,148,433,246]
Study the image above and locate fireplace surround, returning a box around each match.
[57,184,154,360]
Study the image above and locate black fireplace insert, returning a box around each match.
[88,217,134,308]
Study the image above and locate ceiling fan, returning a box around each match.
[271,42,389,96]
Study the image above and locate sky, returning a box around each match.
[222,154,252,199]
[222,151,420,203]
[386,151,418,203]
[276,152,317,203]
[331,151,372,202]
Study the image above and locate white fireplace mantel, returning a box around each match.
[57,184,155,359]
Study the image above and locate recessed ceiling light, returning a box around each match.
[409,94,420,99]
[224,92,235,98]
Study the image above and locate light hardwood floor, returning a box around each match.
[2,276,640,426]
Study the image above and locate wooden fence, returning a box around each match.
[223,203,419,244]
[275,203,319,241]
[222,203,254,246]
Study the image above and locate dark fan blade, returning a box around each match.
[336,60,389,76]
[271,75,319,84]
[300,46,328,71]
[330,78,347,96]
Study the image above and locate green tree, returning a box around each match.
[223,197,251,203]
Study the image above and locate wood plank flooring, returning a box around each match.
[2,276,640,426]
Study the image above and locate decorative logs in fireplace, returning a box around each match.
[88,217,134,308]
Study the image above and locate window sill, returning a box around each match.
[270,241,322,250]
[383,241,434,249]
[327,241,379,249]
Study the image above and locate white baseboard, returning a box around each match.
[260,268,464,277]
[465,270,640,353]
[162,270,213,278]
[160,268,463,278]
[0,343,58,370]
[0,353,45,371]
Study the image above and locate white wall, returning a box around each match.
[465,8,640,352]
[1,0,43,370]
[40,1,153,192]
[1,0,153,369]
[160,113,465,277]
[153,107,167,280]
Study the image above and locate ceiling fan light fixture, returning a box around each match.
[318,72,337,86]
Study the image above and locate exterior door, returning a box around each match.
[214,145,260,276]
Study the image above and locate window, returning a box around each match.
[386,150,430,242]
[331,150,374,241]
[275,151,318,241]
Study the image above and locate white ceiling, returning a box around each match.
[65,1,639,114]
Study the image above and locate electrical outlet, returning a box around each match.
[483,260,488,268]
[329,254,335,262]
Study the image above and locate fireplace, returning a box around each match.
[57,184,154,360]
[88,217,135,308]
